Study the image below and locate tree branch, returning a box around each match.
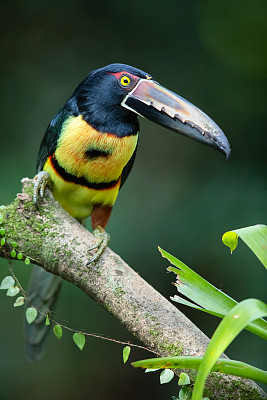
[0,178,266,399]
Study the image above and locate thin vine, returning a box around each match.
[2,258,160,357]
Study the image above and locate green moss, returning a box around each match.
[113,286,125,297]
[144,313,157,322]
[80,277,88,285]
[0,182,62,262]
[94,267,102,276]
[159,342,183,357]
[103,303,112,313]
[149,328,160,338]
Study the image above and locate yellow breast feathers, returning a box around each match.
[55,115,138,183]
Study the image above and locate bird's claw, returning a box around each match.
[33,171,51,205]
[87,226,110,265]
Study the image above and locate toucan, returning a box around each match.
[25,63,230,361]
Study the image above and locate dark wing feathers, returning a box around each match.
[36,108,72,172]
[119,141,138,189]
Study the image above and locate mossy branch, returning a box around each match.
[0,178,266,400]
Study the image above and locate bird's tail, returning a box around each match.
[24,266,62,362]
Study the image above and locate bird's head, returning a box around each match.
[68,63,230,157]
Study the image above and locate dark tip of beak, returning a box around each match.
[200,127,231,159]
[212,137,231,160]
[180,116,231,159]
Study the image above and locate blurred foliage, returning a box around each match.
[134,239,267,398]
[0,0,266,399]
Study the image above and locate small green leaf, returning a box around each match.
[1,237,5,245]
[0,215,3,224]
[222,231,238,253]
[11,241,17,248]
[25,257,30,265]
[160,369,174,384]
[53,324,62,340]
[0,206,6,211]
[45,314,50,326]
[145,368,160,373]
[14,296,25,307]
[123,346,131,363]
[178,372,190,386]
[73,332,85,351]
[10,249,16,257]
[0,276,15,289]
[0,228,5,235]
[26,307,37,324]
[17,252,23,260]
[6,286,20,297]
[228,225,267,269]
[179,386,192,400]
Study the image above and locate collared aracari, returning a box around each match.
[25,63,230,361]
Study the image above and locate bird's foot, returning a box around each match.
[33,171,51,205]
[87,225,110,265]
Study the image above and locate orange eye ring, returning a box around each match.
[120,75,131,86]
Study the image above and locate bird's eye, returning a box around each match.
[120,75,131,86]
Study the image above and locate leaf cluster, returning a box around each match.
[133,225,267,399]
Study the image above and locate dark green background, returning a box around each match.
[0,1,266,398]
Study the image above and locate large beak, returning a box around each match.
[121,79,230,158]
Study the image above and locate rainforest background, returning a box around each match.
[0,1,266,398]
